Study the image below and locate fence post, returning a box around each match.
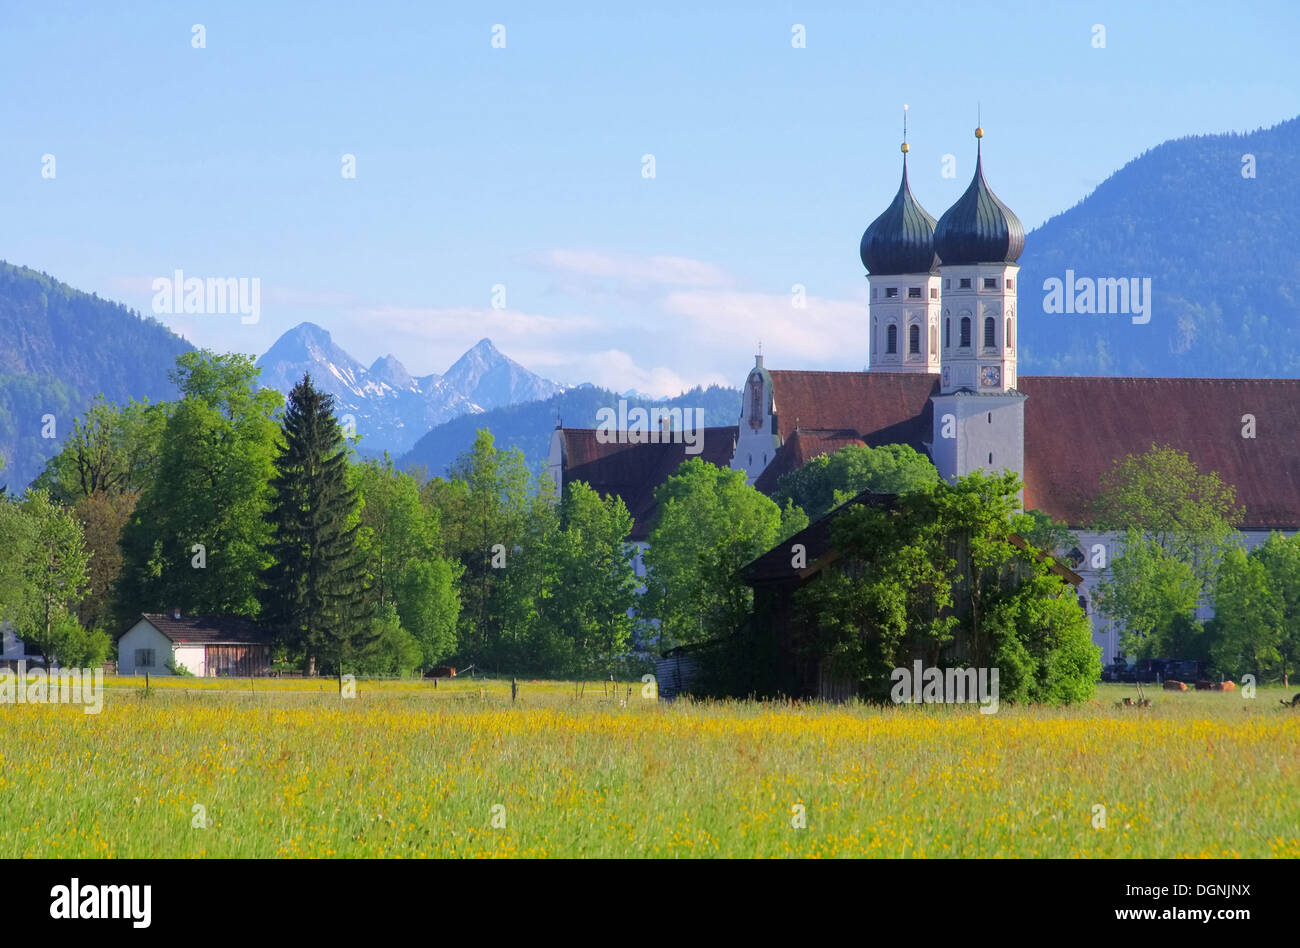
[512,678,517,704]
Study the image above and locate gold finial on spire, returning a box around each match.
[901,103,909,154]
[975,102,983,139]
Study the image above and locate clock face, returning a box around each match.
[980,365,1001,388]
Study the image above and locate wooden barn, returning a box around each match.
[117,612,272,677]
[736,491,1085,701]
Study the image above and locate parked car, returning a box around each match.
[1101,662,1129,683]
[1164,659,1211,682]
[1131,658,1171,683]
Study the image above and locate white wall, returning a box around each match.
[732,360,778,487]
[173,645,207,677]
[117,620,175,675]
[1071,528,1290,666]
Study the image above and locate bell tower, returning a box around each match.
[930,125,1027,490]
[861,109,942,375]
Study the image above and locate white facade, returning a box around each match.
[1072,528,1291,666]
[117,619,205,676]
[937,263,1019,394]
[731,355,780,487]
[868,273,942,373]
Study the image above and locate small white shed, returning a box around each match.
[117,612,271,677]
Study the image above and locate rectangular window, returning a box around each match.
[885,287,899,299]
[908,287,922,299]
[1006,278,1014,290]
[944,279,950,289]
[983,277,997,289]
[930,287,939,299]
[959,278,972,289]
[135,649,155,668]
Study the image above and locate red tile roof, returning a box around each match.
[1019,377,1300,529]
[556,372,1300,537]
[752,430,866,495]
[760,371,1300,529]
[766,370,938,445]
[127,614,271,645]
[556,427,739,540]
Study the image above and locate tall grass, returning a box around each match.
[0,680,1295,857]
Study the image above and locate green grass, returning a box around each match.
[0,677,1295,857]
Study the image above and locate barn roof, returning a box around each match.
[743,491,897,584]
[126,614,271,645]
[554,426,739,541]
[759,371,1300,530]
[742,490,1084,587]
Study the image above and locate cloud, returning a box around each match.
[536,348,728,398]
[538,249,731,289]
[360,304,600,340]
[665,289,864,364]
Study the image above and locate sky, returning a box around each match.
[2,1,1298,395]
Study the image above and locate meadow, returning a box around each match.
[1,677,1296,858]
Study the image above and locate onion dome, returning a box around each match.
[934,128,1025,265]
[859,147,939,276]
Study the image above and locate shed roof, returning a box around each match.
[126,614,271,646]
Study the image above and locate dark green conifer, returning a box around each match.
[262,374,371,673]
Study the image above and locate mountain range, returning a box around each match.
[399,383,743,479]
[255,323,564,455]
[0,262,192,491]
[1016,115,1300,376]
[3,113,1299,490]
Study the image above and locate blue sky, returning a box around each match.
[2,1,1297,394]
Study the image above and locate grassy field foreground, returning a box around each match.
[0,678,1296,857]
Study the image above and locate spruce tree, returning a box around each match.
[262,374,371,674]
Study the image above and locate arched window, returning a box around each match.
[984,317,995,348]
[886,324,897,354]
[1007,317,1016,350]
[959,317,971,348]
[944,318,950,348]
[908,324,920,354]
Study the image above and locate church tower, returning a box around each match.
[930,126,1028,488]
[860,118,942,374]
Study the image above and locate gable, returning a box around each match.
[557,426,739,540]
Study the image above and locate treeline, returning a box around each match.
[1091,446,1300,685]
[4,348,1293,688]
[0,352,641,677]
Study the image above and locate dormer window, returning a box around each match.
[885,287,899,299]
[959,278,972,289]
[908,287,922,299]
